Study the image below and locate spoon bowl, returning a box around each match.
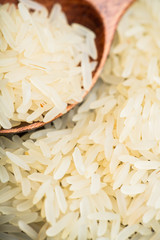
[0,0,134,134]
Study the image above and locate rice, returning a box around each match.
[18,220,38,239]
[1,0,160,239]
[6,152,30,171]
[0,0,97,129]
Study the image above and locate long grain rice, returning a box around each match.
[0,0,97,129]
[1,0,160,239]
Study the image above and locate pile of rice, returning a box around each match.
[1,0,160,239]
[0,0,97,129]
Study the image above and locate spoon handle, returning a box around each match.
[86,0,135,51]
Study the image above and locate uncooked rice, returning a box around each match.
[1,0,160,239]
[0,0,97,129]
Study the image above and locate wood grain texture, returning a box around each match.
[0,0,135,134]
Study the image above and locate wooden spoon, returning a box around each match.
[0,0,135,134]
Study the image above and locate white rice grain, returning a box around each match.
[6,151,30,171]
[54,156,71,180]
[0,165,9,183]
[46,213,74,237]
[55,185,67,214]
[116,224,139,240]
[73,147,85,175]
[18,220,38,239]
[121,184,146,195]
